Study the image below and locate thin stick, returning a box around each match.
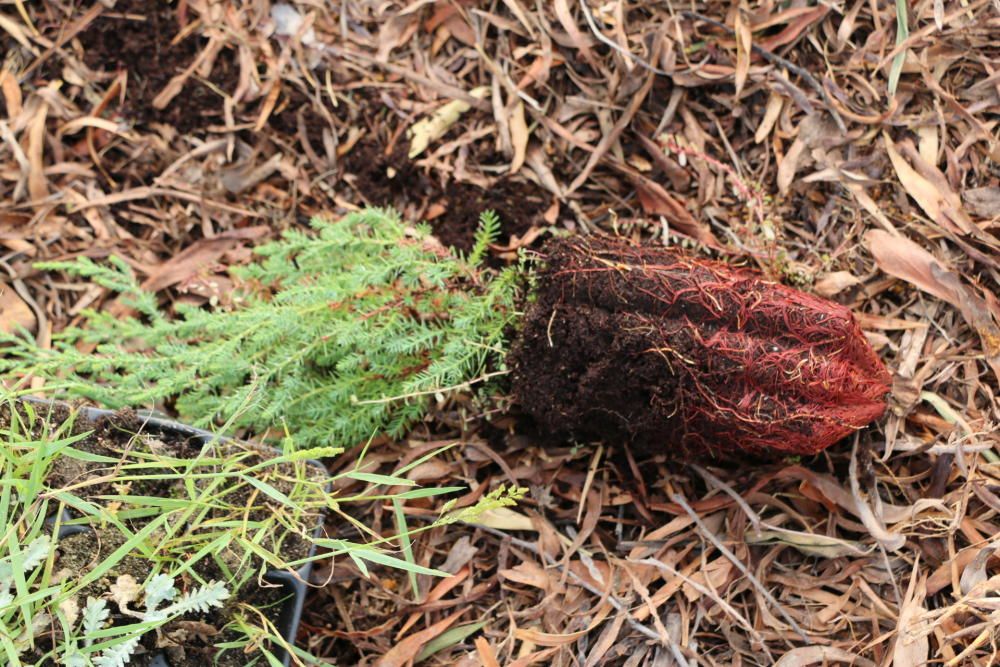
[670,492,811,643]
[680,10,847,132]
[578,0,669,76]
[469,522,692,664]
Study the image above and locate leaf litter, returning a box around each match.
[3,0,1000,664]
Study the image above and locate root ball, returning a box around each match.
[510,235,891,458]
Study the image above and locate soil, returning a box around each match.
[342,139,549,253]
[3,402,327,667]
[74,0,240,133]
[509,235,891,459]
[42,406,324,562]
[268,84,333,154]
[48,528,287,667]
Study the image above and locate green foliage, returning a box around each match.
[0,398,315,666]
[0,397,525,666]
[0,209,521,450]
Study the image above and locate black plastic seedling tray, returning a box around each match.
[34,401,327,667]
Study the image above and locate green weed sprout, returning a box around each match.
[0,397,522,666]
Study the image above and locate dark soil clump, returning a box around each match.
[40,407,323,562]
[342,139,549,252]
[432,179,547,252]
[342,140,433,212]
[509,235,891,458]
[51,529,287,667]
[269,85,333,152]
[1,402,326,666]
[75,0,239,132]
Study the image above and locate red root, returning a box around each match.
[510,236,891,458]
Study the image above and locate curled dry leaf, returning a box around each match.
[0,285,36,334]
[866,229,1000,384]
[959,544,997,594]
[963,186,1000,219]
[813,270,861,297]
[774,647,876,667]
[891,561,929,667]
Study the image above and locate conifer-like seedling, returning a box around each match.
[1,209,520,449]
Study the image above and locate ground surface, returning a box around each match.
[3,0,1000,665]
[2,405,301,667]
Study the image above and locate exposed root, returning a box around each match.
[511,235,891,457]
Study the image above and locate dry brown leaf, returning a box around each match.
[896,140,976,235]
[514,625,592,647]
[845,182,897,233]
[774,647,876,666]
[629,173,720,248]
[813,271,861,297]
[917,125,938,166]
[733,2,752,96]
[0,12,33,49]
[884,134,974,235]
[777,135,806,195]
[963,186,1000,218]
[744,529,866,558]
[0,68,22,119]
[376,8,424,61]
[682,557,733,601]
[885,134,943,223]
[928,546,986,595]
[373,611,462,667]
[395,566,471,639]
[0,285,35,334]
[474,637,501,667]
[756,5,830,51]
[500,0,536,36]
[508,646,561,667]
[476,507,535,532]
[891,561,929,667]
[27,99,48,202]
[553,0,598,65]
[866,229,1000,383]
[959,545,996,594]
[754,92,783,144]
[140,226,270,293]
[499,561,558,592]
[865,230,956,303]
[509,100,529,174]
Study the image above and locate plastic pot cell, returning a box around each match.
[37,402,328,667]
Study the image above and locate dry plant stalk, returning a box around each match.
[511,236,891,457]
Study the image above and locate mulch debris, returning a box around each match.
[3,0,1000,664]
